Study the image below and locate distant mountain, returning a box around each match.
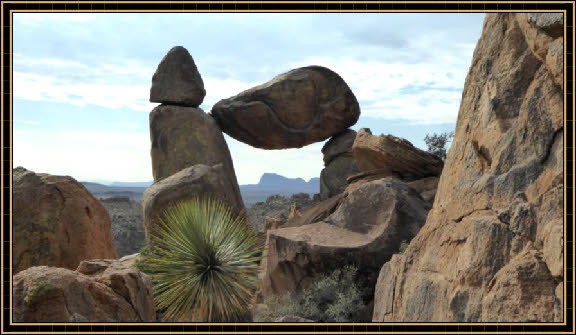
[82,173,320,207]
[110,181,153,187]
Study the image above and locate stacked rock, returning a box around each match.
[319,129,360,200]
[143,46,245,238]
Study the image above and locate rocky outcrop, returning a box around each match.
[149,105,241,192]
[247,193,314,232]
[142,164,246,238]
[211,66,360,149]
[150,46,205,107]
[261,178,430,297]
[13,167,117,274]
[320,130,359,200]
[372,13,563,322]
[13,254,154,322]
[353,129,443,180]
[101,197,145,257]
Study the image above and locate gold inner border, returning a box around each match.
[1,2,573,334]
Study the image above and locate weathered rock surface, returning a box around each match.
[372,13,563,322]
[322,129,357,165]
[247,193,314,232]
[261,178,429,297]
[150,46,205,107]
[142,164,246,238]
[13,167,117,274]
[211,66,360,149]
[149,105,241,195]
[101,197,145,257]
[13,254,154,322]
[320,130,359,200]
[353,129,444,180]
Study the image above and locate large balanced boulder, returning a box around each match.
[211,66,360,149]
[372,13,563,322]
[13,254,154,322]
[13,167,117,274]
[260,178,430,297]
[149,46,205,107]
[352,129,444,180]
[149,105,242,195]
[142,164,246,238]
[320,130,360,200]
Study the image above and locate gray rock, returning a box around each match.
[150,46,205,107]
[322,129,357,165]
[319,154,359,200]
[101,197,145,257]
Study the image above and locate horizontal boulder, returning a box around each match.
[352,128,444,180]
[211,66,360,149]
[13,167,117,274]
[13,254,154,322]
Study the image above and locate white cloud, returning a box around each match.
[15,13,97,25]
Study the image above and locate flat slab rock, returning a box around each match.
[352,128,444,180]
[150,46,205,107]
[211,66,360,149]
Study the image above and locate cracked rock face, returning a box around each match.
[12,167,118,274]
[211,66,360,149]
[13,254,155,322]
[372,13,563,322]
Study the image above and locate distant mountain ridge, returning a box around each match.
[82,173,320,206]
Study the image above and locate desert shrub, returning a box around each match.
[399,240,409,253]
[136,197,263,322]
[424,131,454,161]
[258,265,369,322]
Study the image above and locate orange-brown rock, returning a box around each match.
[142,164,246,239]
[352,129,444,180]
[13,167,117,274]
[261,178,429,297]
[13,254,154,322]
[372,13,563,322]
[211,66,360,149]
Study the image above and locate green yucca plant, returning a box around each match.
[137,197,263,322]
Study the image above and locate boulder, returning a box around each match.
[13,167,117,274]
[260,178,429,297]
[13,254,154,322]
[149,46,205,107]
[372,14,563,322]
[322,129,357,165]
[319,130,359,200]
[352,129,444,180]
[142,164,246,238]
[211,66,360,149]
[149,105,241,194]
[319,155,359,200]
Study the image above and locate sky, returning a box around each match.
[12,13,485,185]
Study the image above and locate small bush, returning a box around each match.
[257,265,370,322]
[399,240,409,253]
[424,131,454,161]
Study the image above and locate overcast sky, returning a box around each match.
[13,13,485,184]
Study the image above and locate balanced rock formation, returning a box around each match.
[143,164,246,238]
[101,197,145,257]
[320,129,360,200]
[149,105,242,195]
[261,178,430,297]
[372,13,563,322]
[353,129,444,180]
[211,66,360,149]
[150,46,205,107]
[13,254,154,322]
[13,167,117,274]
